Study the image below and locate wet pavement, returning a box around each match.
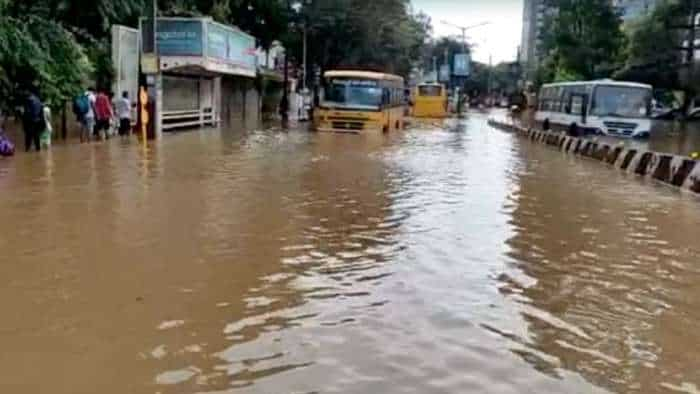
[1,113,699,393]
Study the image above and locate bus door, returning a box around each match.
[384,88,391,131]
[569,93,588,125]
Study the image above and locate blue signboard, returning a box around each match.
[156,20,203,56]
[453,53,471,77]
[144,18,257,76]
[207,22,228,59]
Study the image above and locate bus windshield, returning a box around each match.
[592,85,651,118]
[418,85,442,97]
[323,78,382,110]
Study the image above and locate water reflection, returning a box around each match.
[502,138,700,393]
[1,115,699,393]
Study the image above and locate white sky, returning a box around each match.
[411,0,524,65]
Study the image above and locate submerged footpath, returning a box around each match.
[488,117,700,196]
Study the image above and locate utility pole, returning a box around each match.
[433,56,437,80]
[688,0,697,84]
[487,54,493,106]
[441,21,490,114]
[683,0,697,114]
[689,0,697,65]
[442,21,490,55]
[281,0,291,125]
[302,25,307,91]
[444,48,449,85]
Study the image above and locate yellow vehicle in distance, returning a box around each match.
[314,70,406,133]
[412,83,448,118]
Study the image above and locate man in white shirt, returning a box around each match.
[115,91,132,137]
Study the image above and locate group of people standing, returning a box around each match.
[0,86,133,157]
[19,89,55,153]
[73,88,133,143]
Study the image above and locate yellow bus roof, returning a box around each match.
[324,70,404,83]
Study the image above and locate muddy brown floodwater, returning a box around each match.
[1,114,699,394]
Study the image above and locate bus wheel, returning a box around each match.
[568,123,579,137]
[543,118,551,131]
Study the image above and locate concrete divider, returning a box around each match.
[488,118,700,196]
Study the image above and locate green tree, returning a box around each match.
[538,0,626,82]
[616,2,684,88]
[0,0,146,112]
[287,0,430,79]
[0,12,91,112]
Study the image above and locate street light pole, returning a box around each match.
[302,24,307,91]
[441,21,490,114]
[441,21,490,55]
[281,0,291,125]
[488,53,493,105]
[433,56,437,80]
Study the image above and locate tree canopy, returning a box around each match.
[537,0,626,83]
[615,0,689,92]
[0,0,432,112]
[283,0,431,79]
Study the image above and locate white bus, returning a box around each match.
[535,80,653,138]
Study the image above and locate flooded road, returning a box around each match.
[1,114,699,393]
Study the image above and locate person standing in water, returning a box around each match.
[115,91,132,137]
[94,88,113,140]
[40,104,53,149]
[22,89,44,152]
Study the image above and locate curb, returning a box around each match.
[488,118,700,196]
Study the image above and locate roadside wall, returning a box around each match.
[488,118,700,196]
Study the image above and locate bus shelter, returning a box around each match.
[140,17,257,137]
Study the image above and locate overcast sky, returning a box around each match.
[411,0,524,65]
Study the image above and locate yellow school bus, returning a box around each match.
[412,83,448,118]
[314,70,406,133]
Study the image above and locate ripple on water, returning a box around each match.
[2,118,700,394]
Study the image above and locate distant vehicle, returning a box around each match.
[650,98,680,120]
[412,83,448,118]
[314,70,406,133]
[535,80,653,138]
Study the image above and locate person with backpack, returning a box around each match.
[94,88,113,140]
[23,89,45,152]
[74,88,96,143]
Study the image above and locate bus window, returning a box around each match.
[418,85,442,97]
[562,86,572,113]
[571,95,585,115]
[554,87,563,112]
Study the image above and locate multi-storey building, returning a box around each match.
[520,0,557,82]
[520,0,660,83]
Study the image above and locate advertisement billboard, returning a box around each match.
[140,18,257,77]
[206,21,257,75]
[155,19,204,56]
[206,22,229,59]
[453,53,471,77]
